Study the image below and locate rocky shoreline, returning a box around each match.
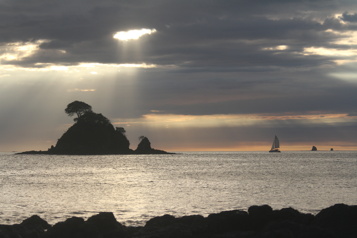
[1,204,356,238]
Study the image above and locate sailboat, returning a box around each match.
[269,135,281,152]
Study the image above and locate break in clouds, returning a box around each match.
[0,0,357,151]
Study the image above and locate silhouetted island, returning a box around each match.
[311,146,317,151]
[1,204,356,238]
[19,101,172,155]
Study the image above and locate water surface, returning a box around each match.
[0,151,356,226]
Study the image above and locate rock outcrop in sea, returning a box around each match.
[1,204,356,238]
[135,136,169,154]
[19,101,171,155]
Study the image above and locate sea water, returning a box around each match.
[0,151,356,226]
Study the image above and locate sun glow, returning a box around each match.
[0,40,48,62]
[113,28,157,41]
[0,62,157,72]
[301,25,357,65]
[302,47,357,57]
[77,62,157,69]
[263,45,288,51]
[67,88,96,92]
[112,112,355,129]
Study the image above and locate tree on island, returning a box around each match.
[65,101,92,120]
[77,111,111,126]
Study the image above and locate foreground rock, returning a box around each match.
[1,204,356,238]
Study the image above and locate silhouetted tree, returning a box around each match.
[65,101,92,119]
[116,127,126,134]
[77,111,111,125]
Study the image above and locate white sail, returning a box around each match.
[269,135,280,152]
[271,141,275,150]
[274,135,280,149]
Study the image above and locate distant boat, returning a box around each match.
[269,135,281,152]
[311,146,317,151]
[330,148,334,151]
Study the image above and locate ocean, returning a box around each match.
[0,151,356,226]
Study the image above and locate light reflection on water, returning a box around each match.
[0,151,356,226]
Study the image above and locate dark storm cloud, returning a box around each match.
[116,68,356,117]
[341,12,357,22]
[0,0,356,68]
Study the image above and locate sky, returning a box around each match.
[1,0,357,152]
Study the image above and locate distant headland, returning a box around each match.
[18,101,172,155]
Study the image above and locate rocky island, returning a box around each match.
[19,101,171,155]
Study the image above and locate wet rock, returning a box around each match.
[135,214,193,238]
[264,221,301,238]
[0,224,24,238]
[21,215,51,230]
[272,207,314,225]
[21,215,51,237]
[247,204,273,230]
[207,210,249,233]
[135,214,207,238]
[263,220,324,238]
[45,213,126,238]
[44,217,88,238]
[136,223,194,238]
[86,212,126,237]
[248,204,273,217]
[176,215,207,235]
[314,203,357,237]
[145,214,177,229]
[0,215,49,238]
[2,204,357,238]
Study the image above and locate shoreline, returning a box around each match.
[1,203,356,238]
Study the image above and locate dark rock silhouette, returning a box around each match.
[44,213,127,238]
[0,215,50,238]
[19,101,171,155]
[49,112,132,155]
[1,204,356,238]
[272,207,314,225]
[311,145,317,151]
[247,204,273,230]
[314,203,357,237]
[21,215,51,233]
[206,210,249,233]
[135,136,170,154]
